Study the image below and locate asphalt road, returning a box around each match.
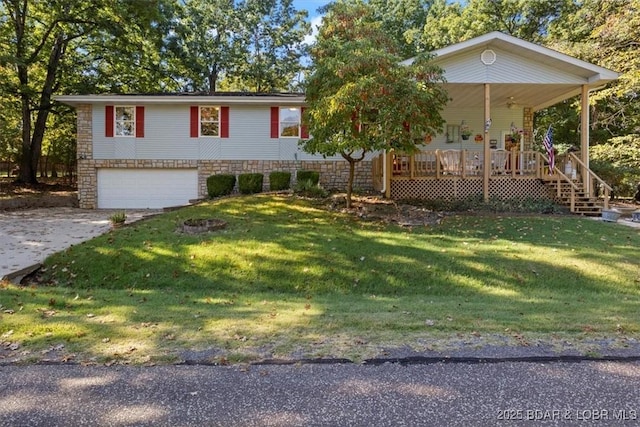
[1,361,639,426]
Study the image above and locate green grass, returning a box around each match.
[1,194,639,364]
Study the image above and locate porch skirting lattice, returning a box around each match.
[390,178,554,201]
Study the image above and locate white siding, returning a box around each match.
[426,107,523,151]
[92,103,114,159]
[220,106,279,160]
[440,46,584,84]
[137,105,198,159]
[91,103,336,162]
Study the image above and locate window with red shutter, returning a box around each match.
[105,105,114,137]
[220,106,229,138]
[135,106,145,138]
[190,106,199,137]
[270,106,279,138]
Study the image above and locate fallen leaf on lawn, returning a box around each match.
[61,354,75,362]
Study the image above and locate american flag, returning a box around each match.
[542,125,554,173]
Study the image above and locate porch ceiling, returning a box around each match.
[444,83,585,111]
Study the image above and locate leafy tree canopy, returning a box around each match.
[302,0,449,207]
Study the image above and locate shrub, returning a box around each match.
[207,174,236,198]
[269,171,291,191]
[109,211,127,226]
[238,173,264,194]
[295,179,328,198]
[296,170,319,186]
[590,134,640,197]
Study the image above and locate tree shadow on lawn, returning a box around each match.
[6,195,640,362]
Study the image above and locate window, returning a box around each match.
[280,107,301,137]
[200,106,220,137]
[105,105,144,138]
[115,106,135,137]
[190,106,228,138]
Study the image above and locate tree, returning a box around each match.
[238,0,310,92]
[421,0,572,50]
[0,0,168,184]
[167,0,310,93]
[547,0,640,139]
[590,134,640,197]
[301,0,449,208]
[368,0,435,58]
[167,0,245,93]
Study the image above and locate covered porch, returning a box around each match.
[374,32,618,213]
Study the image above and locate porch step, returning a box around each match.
[545,181,604,216]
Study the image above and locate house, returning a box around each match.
[56,93,373,209]
[58,31,618,211]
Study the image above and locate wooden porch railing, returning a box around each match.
[390,149,542,179]
[568,152,612,209]
[540,152,611,212]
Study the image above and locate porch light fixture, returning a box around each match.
[506,97,517,109]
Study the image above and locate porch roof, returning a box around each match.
[402,31,619,111]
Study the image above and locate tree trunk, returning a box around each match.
[17,33,66,184]
[208,65,218,94]
[346,159,355,209]
[17,91,36,184]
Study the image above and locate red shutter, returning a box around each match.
[190,106,199,137]
[220,106,229,138]
[105,105,114,137]
[300,107,309,139]
[135,106,145,138]
[270,106,279,138]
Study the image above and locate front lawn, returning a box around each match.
[1,195,639,364]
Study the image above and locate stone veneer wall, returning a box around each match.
[198,160,373,199]
[523,107,533,151]
[76,104,96,209]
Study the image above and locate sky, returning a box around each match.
[292,0,329,44]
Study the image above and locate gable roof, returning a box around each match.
[403,31,619,111]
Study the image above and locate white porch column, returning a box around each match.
[580,85,590,194]
[483,83,491,202]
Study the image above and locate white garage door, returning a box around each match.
[97,169,198,209]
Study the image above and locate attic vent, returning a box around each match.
[481,49,496,65]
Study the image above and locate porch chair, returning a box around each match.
[491,149,509,175]
[440,150,461,175]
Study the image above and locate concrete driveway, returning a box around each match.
[0,207,159,282]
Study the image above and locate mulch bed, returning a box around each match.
[0,179,78,210]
